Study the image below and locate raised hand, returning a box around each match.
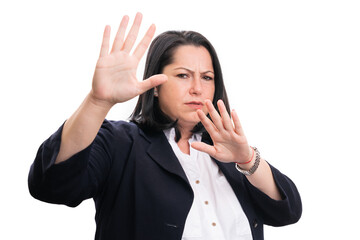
[191,99,252,164]
[90,13,167,106]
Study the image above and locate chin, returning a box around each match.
[177,116,200,129]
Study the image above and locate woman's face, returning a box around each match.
[159,45,215,130]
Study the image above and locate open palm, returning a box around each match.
[91,13,167,105]
[191,99,252,164]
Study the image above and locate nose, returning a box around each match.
[189,76,202,95]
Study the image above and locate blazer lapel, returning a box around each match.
[140,129,190,186]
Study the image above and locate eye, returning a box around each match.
[203,76,214,81]
[177,73,189,79]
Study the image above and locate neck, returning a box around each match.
[176,125,194,155]
[177,125,194,141]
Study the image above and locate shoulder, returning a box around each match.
[99,119,153,142]
[100,120,140,135]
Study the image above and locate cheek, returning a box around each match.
[206,85,215,100]
[158,95,170,112]
[160,84,186,103]
[158,91,180,117]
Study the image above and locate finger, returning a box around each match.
[111,15,130,53]
[217,100,233,131]
[196,109,217,134]
[99,25,111,57]
[137,74,168,94]
[133,24,156,60]
[122,12,142,53]
[204,99,224,131]
[231,109,245,136]
[191,142,216,157]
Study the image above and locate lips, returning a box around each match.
[185,101,203,109]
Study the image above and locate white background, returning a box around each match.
[1,0,359,239]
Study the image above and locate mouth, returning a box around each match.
[185,101,204,110]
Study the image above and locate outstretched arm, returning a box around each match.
[56,13,167,163]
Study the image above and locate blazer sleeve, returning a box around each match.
[28,120,133,207]
[244,163,302,226]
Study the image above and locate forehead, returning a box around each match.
[170,45,213,70]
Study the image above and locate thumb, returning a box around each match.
[138,74,168,93]
[191,142,216,156]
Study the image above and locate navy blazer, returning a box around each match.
[28,120,302,240]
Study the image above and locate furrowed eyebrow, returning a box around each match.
[202,70,215,75]
[173,67,214,75]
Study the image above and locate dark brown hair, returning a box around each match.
[130,31,230,142]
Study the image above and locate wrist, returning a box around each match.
[88,91,115,112]
[236,146,255,166]
[235,147,261,176]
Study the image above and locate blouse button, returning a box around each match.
[212,222,216,226]
[204,201,209,205]
[195,180,200,184]
[253,220,258,228]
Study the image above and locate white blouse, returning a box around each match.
[164,128,252,240]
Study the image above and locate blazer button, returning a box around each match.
[253,220,258,228]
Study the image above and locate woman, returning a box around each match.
[28,13,302,240]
